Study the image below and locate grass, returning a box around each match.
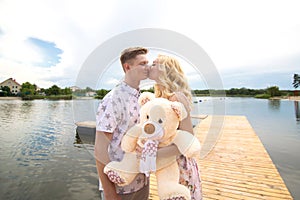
[254,94,271,99]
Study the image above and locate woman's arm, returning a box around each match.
[157,144,181,158]
[169,93,194,134]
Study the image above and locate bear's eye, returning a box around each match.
[158,119,163,124]
[146,115,149,119]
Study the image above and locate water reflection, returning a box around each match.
[268,99,281,110]
[0,101,21,121]
[1,98,300,199]
[294,101,300,121]
[0,100,100,200]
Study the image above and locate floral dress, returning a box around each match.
[177,155,202,200]
[173,92,202,200]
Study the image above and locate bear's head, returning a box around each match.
[137,92,188,147]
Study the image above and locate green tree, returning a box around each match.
[0,86,12,96]
[293,74,300,96]
[21,82,36,96]
[61,87,72,95]
[141,87,154,93]
[85,87,94,92]
[39,88,46,95]
[46,85,61,95]
[227,88,238,96]
[266,86,281,97]
[293,74,300,88]
[96,89,109,99]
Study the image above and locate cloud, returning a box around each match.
[0,34,43,65]
[0,0,117,88]
[156,0,300,70]
[0,0,299,90]
[220,54,300,90]
[221,70,295,90]
[0,0,169,88]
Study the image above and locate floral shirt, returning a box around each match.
[96,81,147,194]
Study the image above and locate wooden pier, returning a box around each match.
[149,116,293,200]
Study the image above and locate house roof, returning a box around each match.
[0,78,22,86]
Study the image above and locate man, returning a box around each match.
[94,47,149,200]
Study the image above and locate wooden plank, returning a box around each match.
[149,174,159,200]
[195,116,293,200]
[75,116,292,199]
[149,115,293,199]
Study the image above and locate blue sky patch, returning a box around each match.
[27,37,63,67]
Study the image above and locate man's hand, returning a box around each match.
[96,159,121,200]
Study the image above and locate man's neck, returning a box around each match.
[124,76,140,90]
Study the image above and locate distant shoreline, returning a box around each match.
[0,96,95,100]
[0,97,22,100]
[286,96,300,101]
[270,96,300,101]
[0,96,299,101]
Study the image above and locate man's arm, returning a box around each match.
[94,130,121,200]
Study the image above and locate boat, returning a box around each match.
[75,121,96,144]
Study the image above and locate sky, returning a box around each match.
[0,0,299,90]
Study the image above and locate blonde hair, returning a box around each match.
[154,54,192,106]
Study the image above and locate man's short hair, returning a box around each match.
[120,47,148,65]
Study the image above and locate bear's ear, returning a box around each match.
[171,101,188,121]
[138,92,155,106]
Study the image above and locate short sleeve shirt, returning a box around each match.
[96,81,147,194]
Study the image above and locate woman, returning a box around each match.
[148,54,202,200]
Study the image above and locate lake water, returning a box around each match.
[0,98,299,199]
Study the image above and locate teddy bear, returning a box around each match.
[104,92,201,200]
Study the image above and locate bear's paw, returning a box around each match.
[106,170,125,184]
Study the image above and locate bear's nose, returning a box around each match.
[144,123,155,134]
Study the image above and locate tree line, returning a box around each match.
[91,86,292,99]
[1,73,299,99]
[193,86,284,98]
[0,82,72,100]
[21,82,72,96]
[92,73,300,99]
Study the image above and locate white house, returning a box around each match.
[70,86,81,92]
[0,78,22,94]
